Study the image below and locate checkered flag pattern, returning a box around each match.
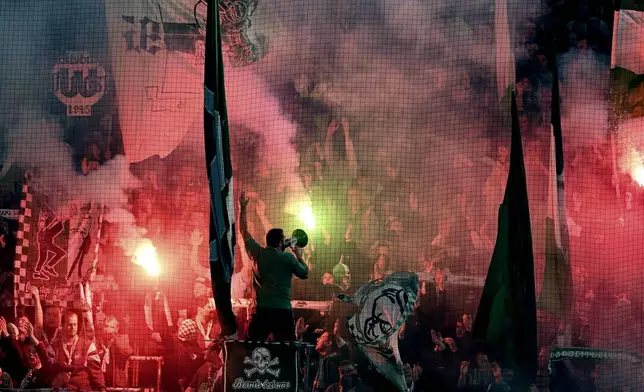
[11,182,75,309]
[13,183,32,307]
[178,319,199,342]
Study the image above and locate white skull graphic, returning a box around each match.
[253,347,271,372]
[244,347,280,378]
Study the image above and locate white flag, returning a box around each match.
[613,8,644,74]
[495,0,515,103]
[104,0,207,163]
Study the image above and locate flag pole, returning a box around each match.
[204,0,238,338]
[611,6,620,70]
[609,5,624,222]
[88,204,106,283]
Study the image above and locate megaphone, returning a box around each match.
[285,229,308,248]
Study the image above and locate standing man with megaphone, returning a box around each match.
[239,192,309,341]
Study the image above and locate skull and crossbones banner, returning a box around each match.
[223,341,298,391]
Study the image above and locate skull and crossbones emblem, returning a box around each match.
[243,347,280,378]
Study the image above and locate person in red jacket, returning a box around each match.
[52,310,106,391]
[0,316,32,385]
[20,321,75,389]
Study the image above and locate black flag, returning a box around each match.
[204,0,237,337]
[473,92,538,389]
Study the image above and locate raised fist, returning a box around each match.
[295,317,309,338]
[239,192,250,208]
[191,229,204,246]
[327,119,340,135]
[30,286,40,299]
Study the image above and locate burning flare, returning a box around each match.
[132,240,161,277]
[617,132,644,187]
[286,199,316,231]
[625,147,644,187]
[632,164,644,187]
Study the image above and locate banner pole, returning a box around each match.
[609,8,624,222]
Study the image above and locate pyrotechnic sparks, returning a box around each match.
[631,158,644,187]
[617,133,644,187]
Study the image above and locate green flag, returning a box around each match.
[537,54,573,322]
[538,50,573,321]
[473,91,538,388]
[538,216,571,320]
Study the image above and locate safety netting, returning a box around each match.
[0,0,643,391]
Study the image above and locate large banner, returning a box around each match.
[13,185,102,307]
[104,0,207,164]
[224,341,300,392]
[549,347,644,390]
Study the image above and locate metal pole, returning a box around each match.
[610,8,624,221]
[204,0,239,337]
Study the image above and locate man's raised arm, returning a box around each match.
[239,192,262,260]
[239,192,253,242]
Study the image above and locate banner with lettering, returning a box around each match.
[103,0,207,164]
[0,209,19,220]
[549,347,644,391]
[224,341,299,392]
[14,189,102,306]
[52,51,107,118]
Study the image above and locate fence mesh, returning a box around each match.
[0,0,642,391]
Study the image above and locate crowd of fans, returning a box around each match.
[0,1,641,391]
[226,2,642,391]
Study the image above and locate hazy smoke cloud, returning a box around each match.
[226,0,644,335]
[558,48,611,150]
[1,0,642,352]
[0,2,146,258]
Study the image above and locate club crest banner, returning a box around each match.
[52,51,107,117]
[338,272,419,392]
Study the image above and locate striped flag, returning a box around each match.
[538,50,573,321]
[204,1,238,337]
